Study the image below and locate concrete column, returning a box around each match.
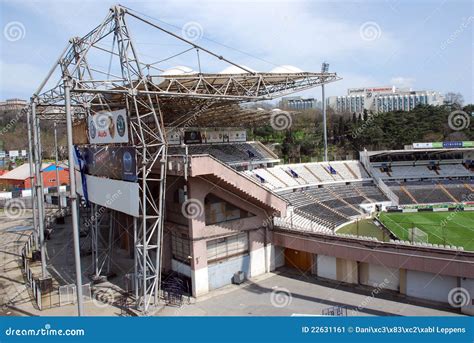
[249,229,266,278]
[188,180,209,297]
[399,268,407,295]
[190,239,208,297]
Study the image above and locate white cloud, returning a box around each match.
[390,76,416,89]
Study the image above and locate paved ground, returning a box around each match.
[159,269,461,316]
[0,211,463,317]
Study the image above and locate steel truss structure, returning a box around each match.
[28,4,341,315]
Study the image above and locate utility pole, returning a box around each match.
[64,77,84,316]
[26,108,38,248]
[54,122,61,211]
[31,98,47,277]
[321,62,329,162]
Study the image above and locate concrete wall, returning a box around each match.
[336,258,358,284]
[208,255,250,290]
[460,278,474,315]
[359,263,400,291]
[270,245,285,271]
[171,259,192,278]
[317,255,337,281]
[406,270,457,303]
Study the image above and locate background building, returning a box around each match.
[279,96,320,110]
[0,162,69,190]
[0,98,27,111]
[327,86,444,114]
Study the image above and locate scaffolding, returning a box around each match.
[28,4,341,315]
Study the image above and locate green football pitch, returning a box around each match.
[378,211,474,251]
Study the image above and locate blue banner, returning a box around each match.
[0,317,472,343]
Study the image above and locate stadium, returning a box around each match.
[5,4,473,318]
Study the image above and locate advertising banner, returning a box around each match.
[205,131,224,143]
[81,146,137,182]
[167,131,181,145]
[184,131,202,144]
[228,130,247,142]
[88,109,129,144]
[9,150,19,158]
[412,142,433,149]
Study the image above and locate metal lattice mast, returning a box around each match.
[112,5,167,313]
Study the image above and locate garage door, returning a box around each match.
[284,248,312,273]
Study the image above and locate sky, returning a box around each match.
[0,0,473,103]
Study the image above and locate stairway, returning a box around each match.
[401,186,418,204]
[437,184,459,202]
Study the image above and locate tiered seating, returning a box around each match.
[246,160,370,190]
[345,162,369,179]
[357,183,390,202]
[372,164,473,180]
[306,163,333,182]
[266,167,302,187]
[390,187,416,205]
[409,188,453,204]
[168,142,275,164]
[277,182,390,230]
[288,165,320,184]
[274,212,333,235]
[388,180,472,205]
[442,182,472,201]
[297,204,348,228]
[248,169,286,189]
[438,164,472,177]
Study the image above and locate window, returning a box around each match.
[204,193,255,225]
[206,232,249,263]
[171,232,191,264]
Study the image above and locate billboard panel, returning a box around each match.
[88,109,129,144]
[183,131,202,144]
[205,131,224,143]
[413,142,433,149]
[9,150,19,158]
[75,170,139,217]
[81,146,137,182]
[228,130,247,142]
[167,131,181,145]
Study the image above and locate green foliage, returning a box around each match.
[249,104,473,161]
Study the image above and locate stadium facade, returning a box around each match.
[327,86,444,114]
[154,135,473,315]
